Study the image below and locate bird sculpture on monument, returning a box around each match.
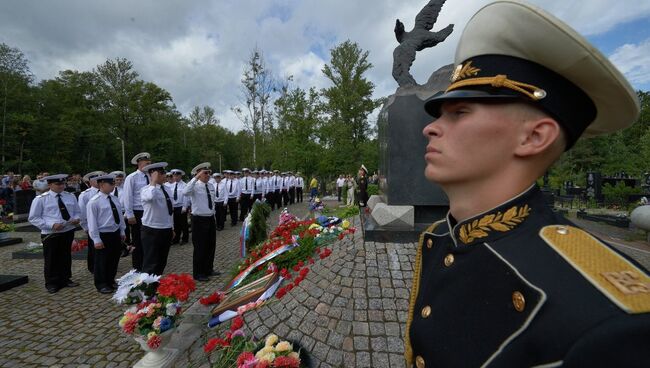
[393,0,454,87]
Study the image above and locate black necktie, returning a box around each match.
[161,186,173,215]
[174,182,178,200]
[229,180,232,192]
[113,187,118,197]
[206,183,213,210]
[56,194,71,221]
[254,179,257,190]
[144,173,149,185]
[108,195,120,224]
[216,182,219,198]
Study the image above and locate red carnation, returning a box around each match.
[147,335,162,350]
[237,351,256,366]
[230,316,244,331]
[255,361,270,368]
[276,287,287,299]
[273,355,301,368]
[292,264,301,272]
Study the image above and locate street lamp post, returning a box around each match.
[116,137,125,173]
[217,153,222,173]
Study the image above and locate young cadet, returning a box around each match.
[86,174,126,294]
[224,170,240,226]
[168,169,189,245]
[252,170,263,203]
[295,172,304,203]
[78,170,105,273]
[140,162,173,276]
[184,163,219,281]
[405,1,650,367]
[239,168,254,221]
[110,170,130,257]
[212,173,227,231]
[122,152,152,271]
[28,174,81,293]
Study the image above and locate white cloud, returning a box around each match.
[1,0,648,131]
[610,38,650,85]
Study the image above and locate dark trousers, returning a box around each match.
[93,230,121,290]
[265,193,274,210]
[253,194,262,204]
[337,187,342,201]
[131,210,144,271]
[239,194,252,221]
[215,202,226,230]
[172,207,189,243]
[86,232,95,273]
[274,190,281,210]
[282,190,290,207]
[42,230,75,289]
[227,198,238,225]
[297,188,303,202]
[124,219,132,244]
[191,215,216,278]
[141,225,172,276]
[289,187,295,204]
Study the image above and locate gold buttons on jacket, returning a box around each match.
[512,291,526,312]
[444,254,455,267]
[426,238,433,248]
[416,355,425,368]
[421,305,431,318]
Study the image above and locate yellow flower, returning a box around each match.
[288,352,300,360]
[275,341,292,352]
[342,220,350,229]
[147,331,157,339]
[118,316,128,327]
[256,346,274,358]
[265,334,278,347]
[260,353,275,363]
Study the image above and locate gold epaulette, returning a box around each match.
[405,219,446,365]
[540,225,650,314]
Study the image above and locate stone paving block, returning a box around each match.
[356,351,372,368]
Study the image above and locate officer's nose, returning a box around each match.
[423,119,441,138]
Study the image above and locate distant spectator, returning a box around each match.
[32,172,50,194]
[346,174,356,207]
[20,175,32,190]
[309,176,319,200]
[1,171,13,188]
[336,174,345,202]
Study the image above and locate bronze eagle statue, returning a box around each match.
[393,0,454,87]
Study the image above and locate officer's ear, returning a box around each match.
[513,112,563,159]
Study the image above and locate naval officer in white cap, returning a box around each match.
[406,1,650,367]
[28,174,81,293]
[79,170,105,273]
[122,152,151,270]
[140,162,173,275]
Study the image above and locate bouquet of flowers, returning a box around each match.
[114,271,196,350]
[0,222,15,233]
[307,198,324,213]
[205,316,305,368]
[71,239,88,253]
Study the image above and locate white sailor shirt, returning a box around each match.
[78,187,99,231]
[183,178,216,216]
[87,192,126,244]
[123,170,149,218]
[140,185,173,229]
[28,190,81,234]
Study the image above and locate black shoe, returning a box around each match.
[46,286,59,294]
[210,270,221,276]
[194,276,209,282]
[65,281,80,287]
[98,287,114,294]
[112,282,118,289]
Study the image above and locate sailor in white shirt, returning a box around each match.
[281,172,290,207]
[110,170,130,257]
[239,168,254,221]
[272,170,282,210]
[252,170,264,203]
[288,171,296,205]
[140,162,174,276]
[295,172,305,203]
[213,172,227,231]
[28,174,81,293]
[86,174,126,294]
[184,163,219,281]
[225,170,241,226]
[336,174,345,202]
[261,170,271,204]
[78,170,105,274]
[122,152,151,271]
[168,169,189,245]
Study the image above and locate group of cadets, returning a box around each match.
[28,151,306,294]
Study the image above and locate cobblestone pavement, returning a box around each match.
[0,201,310,368]
[182,215,414,368]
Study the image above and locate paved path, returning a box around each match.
[0,201,311,368]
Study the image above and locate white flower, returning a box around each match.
[275,341,292,352]
[166,304,177,316]
[265,334,278,347]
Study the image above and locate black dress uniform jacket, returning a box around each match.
[406,185,650,368]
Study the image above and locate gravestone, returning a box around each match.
[367,0,454,241]
[14,189,36,222]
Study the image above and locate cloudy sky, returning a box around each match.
[1,0,649,131]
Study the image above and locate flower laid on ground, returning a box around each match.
[0,222,15,233]
[71,239,88,252]
[200,291,225,306]
[115,272,195,351]
[205,316,304,368]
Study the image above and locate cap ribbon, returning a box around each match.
[447,74,547,101]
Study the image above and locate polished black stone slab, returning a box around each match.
[0,237,22,247]
[0,275,29,292]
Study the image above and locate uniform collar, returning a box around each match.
[447,184,538,246]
